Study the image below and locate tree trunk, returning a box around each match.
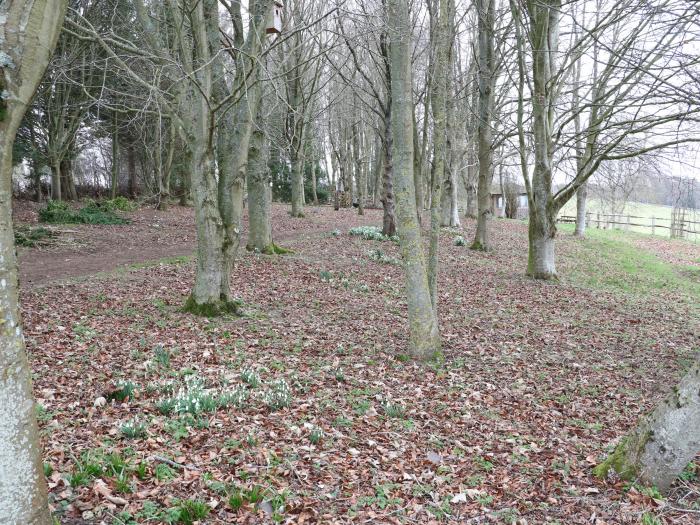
[381,111,397,237]
[290,148,305,217]
[187,141,232,313]
[31,159,43,202]
[353,114,365,216]
[246,120,275,253]
[1,135,53,525]
[594,359,700,493]
[574,182,587,237]
[372,135,383,207]
[471,0,495,251]
[51,160,61,200]
[388,0,441,359]
[0,1,67,523]
[524,0,561,279]
[110,113,119,199]
[428,0,453,310]
[61,159,77,201]
[311,156,318,205]
[127,146,138,198]
[527,201,557,279]
[465,179,477,219]
[412,110,424,224]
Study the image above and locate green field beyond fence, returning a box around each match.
[558,199,700,242]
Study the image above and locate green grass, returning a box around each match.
[559,225,700,300]
[559,198,700,241]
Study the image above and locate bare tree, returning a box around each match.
[511,0,700,279]
[388,0,441,358]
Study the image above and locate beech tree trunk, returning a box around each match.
[127,146,138,198]
[51,161,61,200]
[428,0,453,310]
[388,0,441,359]
[471,0,495,251]
[110,113,119,199]
[61,158,77,201]
[574,182,588,237]
[594,359,700,493]
[525,0,561,279]
[189,141,229,309]
[527,207,557,279]
[0,1,68,523]
[381,110,397,237]
[246,118,274,253]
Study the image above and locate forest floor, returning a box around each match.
[14,201,700,524]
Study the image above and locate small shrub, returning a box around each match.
[454,236,466,246]
[120,418,148,439]
[331,229,342,237]
[349,225,398,242]
[102,196,137,211]
[155,397,177,415]
[382,401,406,419]
[167,498,210,525]
[218,386,248,409]
[107,380,138,403]
[154,345,171,368]
[240,368,262,388]
[39,199,129,225]
[154,463,177,481]
[228,490,245,511]
[263,379,292,411]
[309,428,324,445]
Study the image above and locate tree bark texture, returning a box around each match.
[388,0,441,359]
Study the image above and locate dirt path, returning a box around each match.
[15,201,381,286]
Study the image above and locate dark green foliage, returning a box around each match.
[102,196,137,211]
[14,225,58,247]
[182,295,242,317]
[270,160,330,204]
[39,199,129,225]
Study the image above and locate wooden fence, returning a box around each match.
[557,212,700,242]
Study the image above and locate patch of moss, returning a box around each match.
[247,243,293,255]
[182,295,241,317]
[470,240,487,252]
[262,243,292,255]
[593,431,651,480]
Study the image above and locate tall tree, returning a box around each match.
[512,0,700,279]
[428,0,454,307]
[388,0,441,359]
[471,0,496,250]
[0,1,68,522]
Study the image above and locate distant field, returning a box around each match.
[559,198,700,242]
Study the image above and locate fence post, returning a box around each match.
[596,212,600,229]
[651,216,655,236]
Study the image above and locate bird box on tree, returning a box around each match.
[267,1,283,34]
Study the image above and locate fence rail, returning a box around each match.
[557,212,700,241]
